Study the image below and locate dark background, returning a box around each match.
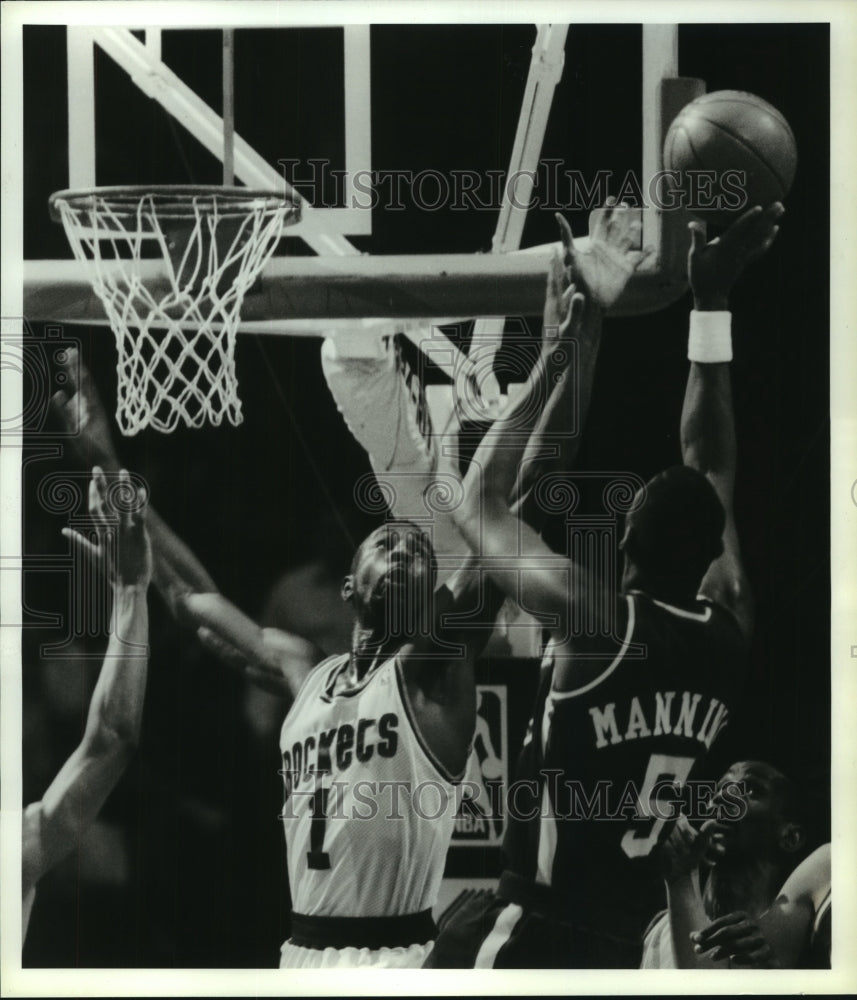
[20,22,829,966]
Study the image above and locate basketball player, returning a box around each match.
[247,205,638,965]
[426,202,785,968]
[51,353,504,967]
[129,519,506,967]
[688,842,831,968]
[641,759,811,967]
[22,466,151,944]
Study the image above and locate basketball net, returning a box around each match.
[52,187,297,435]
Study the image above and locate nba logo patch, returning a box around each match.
[453,685,508,846]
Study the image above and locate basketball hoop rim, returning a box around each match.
[48,185,300,223]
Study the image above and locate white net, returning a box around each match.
[52,187,295,435]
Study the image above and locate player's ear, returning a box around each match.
[778,820,806,856]
[341,575,354,604]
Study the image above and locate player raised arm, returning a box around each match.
[51,352,217,606]
[23,467,151,897]
[680,203,784,640]
[51,351,315,699]
[452,203,645,624]
[515,201,646,516]
[641,814,730,969]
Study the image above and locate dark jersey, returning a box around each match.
[500,590,746,954]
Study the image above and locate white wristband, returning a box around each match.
[688,310,732,363]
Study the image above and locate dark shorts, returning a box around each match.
[424,876,642,969]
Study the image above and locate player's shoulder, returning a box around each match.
[547,592,635,694]
[631,588,718,623]
[783,842,831,906]
[550,589,744,699]
[632,589,746,648]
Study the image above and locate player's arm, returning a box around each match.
[22,468,151,896]
[51,351,220,609]
[656,815,729,969]
[680,203,784,640]
[52,350,314,698]
[514,201,646,520]
[395,447,510,776]
[453,203,647,619]
[452,265,602,630]
[756,842,830,966]
[181,593,319,701]
[691,843,830,968]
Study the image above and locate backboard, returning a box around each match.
[20,20,697,335]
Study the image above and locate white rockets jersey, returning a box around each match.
[279,653,461,918]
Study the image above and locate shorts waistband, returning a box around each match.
[289,909,437,951]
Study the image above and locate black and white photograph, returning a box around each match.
[2,0,855,993]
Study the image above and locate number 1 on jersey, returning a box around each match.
[307,784,331,870]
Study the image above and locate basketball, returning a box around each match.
[663,90,797,224]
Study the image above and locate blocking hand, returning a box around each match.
[555,198,651,311]
[542,252,586,343]
[63,466,152,589]
[51,347,120,470]
[688,202,784,310]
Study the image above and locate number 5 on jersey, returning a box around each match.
[620,752,694,859]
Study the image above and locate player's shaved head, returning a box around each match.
[351,519,437,578]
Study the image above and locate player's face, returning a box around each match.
[707,761,790,860]
[348,524,435,623]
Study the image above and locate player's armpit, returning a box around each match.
[697,520,754,641]
[397,655,476,781]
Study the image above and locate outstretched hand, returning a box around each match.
[690,911,778,967]
[542,252,586,344]
[688,202,784,310]
[51,347,120,470]
[63,466,152,589]
[555,198,652,311]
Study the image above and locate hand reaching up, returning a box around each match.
[688,202,784,310]
[63,467,151,590]
[555,198,652,311]
[51,347,120,470]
